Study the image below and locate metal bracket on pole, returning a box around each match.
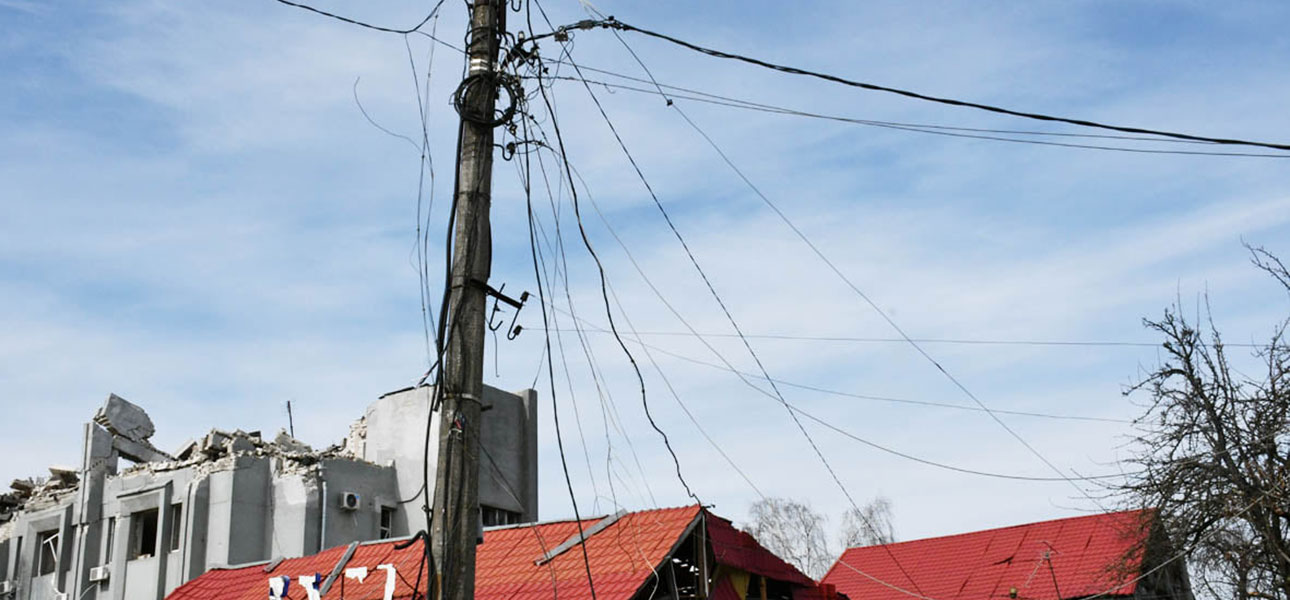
[484,283,530,339]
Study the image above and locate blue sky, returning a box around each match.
[4,0,1290,547]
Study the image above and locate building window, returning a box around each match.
[36,530,59,576]
[104,517,116,561]
[128,508,159,560]
[378,506,396,540]
[13,536,22,577]
[169,504,183,552]
[481,505,521,527]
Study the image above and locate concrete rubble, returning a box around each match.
[3,472,78,516]
[3,392,380,523]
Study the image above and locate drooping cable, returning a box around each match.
[532,41,700,504]
[528,124,660,509]
[584,19,1114,508]
[540,11,927,592]
[522,109,600,600]
[272,0,445,35]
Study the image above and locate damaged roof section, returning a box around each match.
[2,392,377,524]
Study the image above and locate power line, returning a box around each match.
[514,124,605,512]
[550,22,931,596]
[526,109,662,510]
[584,25,1118,510]
[561,157,769,501]
[538,74,1290,159]
[532,36,699,504]
[555,316,1130,424]
[544,62,1221,145]
[789,404,1132,482]
[549,328,1264,349]
[538,18,1290,153]
[551,307,1132,483]
[273,0,445,35]
[522,106,600,600]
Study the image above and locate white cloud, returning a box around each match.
[3,0,1289,548]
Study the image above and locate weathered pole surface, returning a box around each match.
[431,1,506,599]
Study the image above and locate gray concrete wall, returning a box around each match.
[363,384,538,532]
[478,387,539,521]
[267,468,319,559]
[362,385,439,531]
[316,458,398,545]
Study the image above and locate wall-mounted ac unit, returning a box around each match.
[88,565,111,583]
[340,492,361,511]
[0,581,13,595]
[52,593,68,600]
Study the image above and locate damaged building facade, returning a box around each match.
[0,385,538,600]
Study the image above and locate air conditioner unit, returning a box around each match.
[52,594,68,600]
[0,581,13,594]
[88,565,111,583]
[340,492,361,511]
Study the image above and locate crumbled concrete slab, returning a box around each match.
[173,438,198,461]
[226,435,256,454]
[273,430,313,454]
[48,466,79,486]
[94,393,156,442]
[114,435,172,464]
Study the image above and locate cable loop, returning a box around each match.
[452,72,522,128]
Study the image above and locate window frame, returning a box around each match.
[36,530,59,577]
[168,504,183,552]
[128,508,160,560]
[378,506,396,540]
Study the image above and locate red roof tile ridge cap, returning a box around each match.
[207,558,276,571]
[839,509,1151,553]
[358,534,416,547]
[506,504,701,529]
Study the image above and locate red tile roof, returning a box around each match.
[821,509,1152,600]
[168,505,706,600]
[707,513,814,587]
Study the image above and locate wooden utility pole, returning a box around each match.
[431,1,506,600]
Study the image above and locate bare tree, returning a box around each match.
[746,497,835,580]
[1121,246,1290,600]
[746,496,897,579]
[839,496,896,549]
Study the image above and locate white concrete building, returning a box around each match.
[0,385,538,600]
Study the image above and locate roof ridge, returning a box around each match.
[840,508,1150,553]
[487,503,701,530]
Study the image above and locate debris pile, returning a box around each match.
[130,426,366,478]
[3,468,80,516]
